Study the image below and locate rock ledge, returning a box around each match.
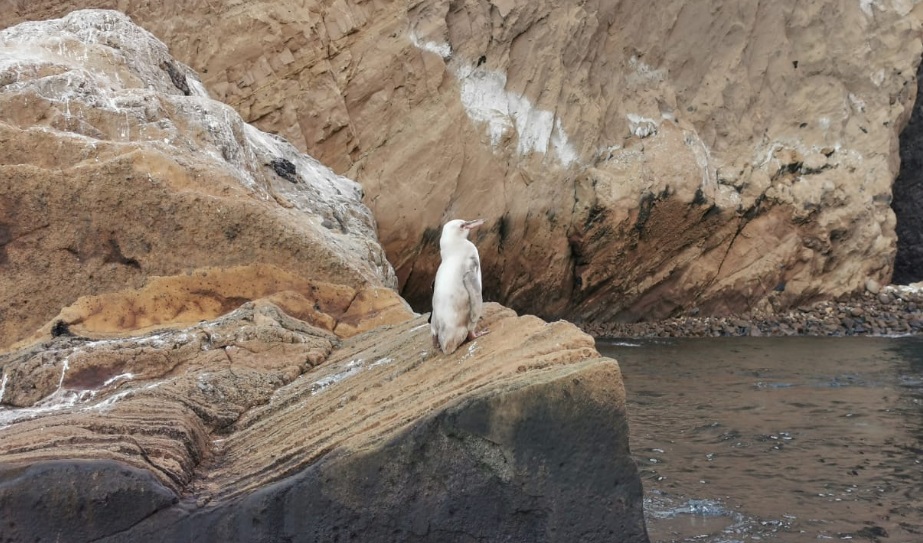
[0,303,648,542]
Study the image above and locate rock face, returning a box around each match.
[0,302,647,542]
[893,59,923,285]
[3,1,920,323]
[0,11,648,542]
[0,9,395,350]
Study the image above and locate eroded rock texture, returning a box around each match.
[0,12,647,542]
[0,9,395,350]
[2,1,920,322]
[0,303,647,543]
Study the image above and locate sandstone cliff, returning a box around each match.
[0,11,648,542]
[3,0,920,323]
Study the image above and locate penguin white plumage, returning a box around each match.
[431,219,488,354]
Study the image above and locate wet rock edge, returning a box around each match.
[0,360,649,543]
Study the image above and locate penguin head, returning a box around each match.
[442,219,484,242]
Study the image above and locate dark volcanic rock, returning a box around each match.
[893,59,923,285]
[270,157,299,183]
[0,460,176,542]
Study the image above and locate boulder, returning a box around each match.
[0,302,648,543]
[2,1,920,322]
[0,9,395,349]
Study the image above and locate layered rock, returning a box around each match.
[3,0,920,323]
[0,11,648,542]
[0,302,647,542]
[0,9,395,350]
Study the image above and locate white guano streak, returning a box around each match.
[410,34,578,167]
[456,65,578,166]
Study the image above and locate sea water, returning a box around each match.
[598,336,923,542]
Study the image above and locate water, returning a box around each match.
[598,337,923,543]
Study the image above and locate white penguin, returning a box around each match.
[431,219,488,354]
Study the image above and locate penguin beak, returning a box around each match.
[462,219,484,230]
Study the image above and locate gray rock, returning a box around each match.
[0,461,176,542]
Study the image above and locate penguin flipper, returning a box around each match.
[462,255,483,330]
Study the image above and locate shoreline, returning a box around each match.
[582,284,923,339]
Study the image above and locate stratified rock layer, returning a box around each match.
[0,9,395,349]
[0,303,647,543]
[2,1,920,322]
[0,11,647,542]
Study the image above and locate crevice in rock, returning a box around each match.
[334,287,364,329]
[707,224,741,290]
[127,436,188,490]
[0,222,10,265]
[51,320,72,337]
[159,60,190,96]
[693,195,770,309]
[892,60,923,285]
[402,225,442,312]
[104,238,141,269]
[0,222,51,252]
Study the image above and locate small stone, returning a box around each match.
[270,157,298,183]
[865,279,881,294]
[856,526,889,540]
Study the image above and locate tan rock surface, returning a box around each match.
[0,10,395,349]
[3,1,919,322]
[13,264,411,349]
[0,12,648,541]
[0,302,647,541]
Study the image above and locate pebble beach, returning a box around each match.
[584,283,923,338]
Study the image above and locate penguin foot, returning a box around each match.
[468,328,490,341]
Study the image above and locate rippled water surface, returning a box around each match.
[598,337,923,543]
